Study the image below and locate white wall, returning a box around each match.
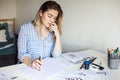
[16,0,46,32]
[60,0,120,53]
[0,0,16,18]
[2,0,120,53]
[0,0,16,36]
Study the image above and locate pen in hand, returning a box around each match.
[37,56,42,70]
[37,56,41,61]
[32,56,42,71]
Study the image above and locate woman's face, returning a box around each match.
[40,9,58,28]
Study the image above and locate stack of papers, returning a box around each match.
[61,51,94,64]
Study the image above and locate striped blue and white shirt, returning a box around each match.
[18,22,61,62]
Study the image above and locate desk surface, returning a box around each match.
[0,49,120,80]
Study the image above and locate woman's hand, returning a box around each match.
[31,58,42,71]
[48,23,60,38]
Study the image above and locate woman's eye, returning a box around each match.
[48,14,52,18]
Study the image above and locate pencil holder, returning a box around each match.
[108,57,120,69]
[107,48,120,69]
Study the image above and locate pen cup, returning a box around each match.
[107,48,120,69]
[108,57,120,69]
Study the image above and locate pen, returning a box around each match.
[99,61,101,66]
[89,57,97,64]
[107,48,110,53]
[91,63,104,70]
[116,47,119,53]
[39,56,41,61]
[38,56,42,71]
[79,57,96,69]
[11,76,18,79]
[110,49,114,59]
[118,52,120,59]
[79,61,84,69]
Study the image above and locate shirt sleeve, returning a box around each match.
[51,43,62,57]
[17,25,31,62]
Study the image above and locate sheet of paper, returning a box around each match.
[58,69,111,80]
[62,51,94,63]
[19,58,71,80]
[0,70,28,80]
[0,57,71,80]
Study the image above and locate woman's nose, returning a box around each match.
[50,18,55,23]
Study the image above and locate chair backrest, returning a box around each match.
[0,18,16,38]
[0,18,17,66]
[0,18,15,33]
[14,33,18,63]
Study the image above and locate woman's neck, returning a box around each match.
[40,25,49,40]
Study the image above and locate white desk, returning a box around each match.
[54,49,120,80]
[0,49,120,80]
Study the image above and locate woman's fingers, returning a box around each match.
[48,23,57,32]
[48,26,55,32]
[36,59,42,65]
[32,63,40,70]
[32,59,42,71]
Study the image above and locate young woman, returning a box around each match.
[18,0,63,70]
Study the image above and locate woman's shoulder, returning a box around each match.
[20,22,34,30]
[21,22,32,27]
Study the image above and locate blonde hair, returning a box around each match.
[32,1,63,41]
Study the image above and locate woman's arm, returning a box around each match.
[53,34,62,55]
[22,56,32,66]
[22,56,41,70]
[49,23,62,56]
[18,25,41,70]
[18,25,30,62]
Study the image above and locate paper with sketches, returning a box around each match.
[58,69,111,80]
[0,70,28,80]
[62,52,94,63]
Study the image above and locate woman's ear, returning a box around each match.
[39,10,42,17]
